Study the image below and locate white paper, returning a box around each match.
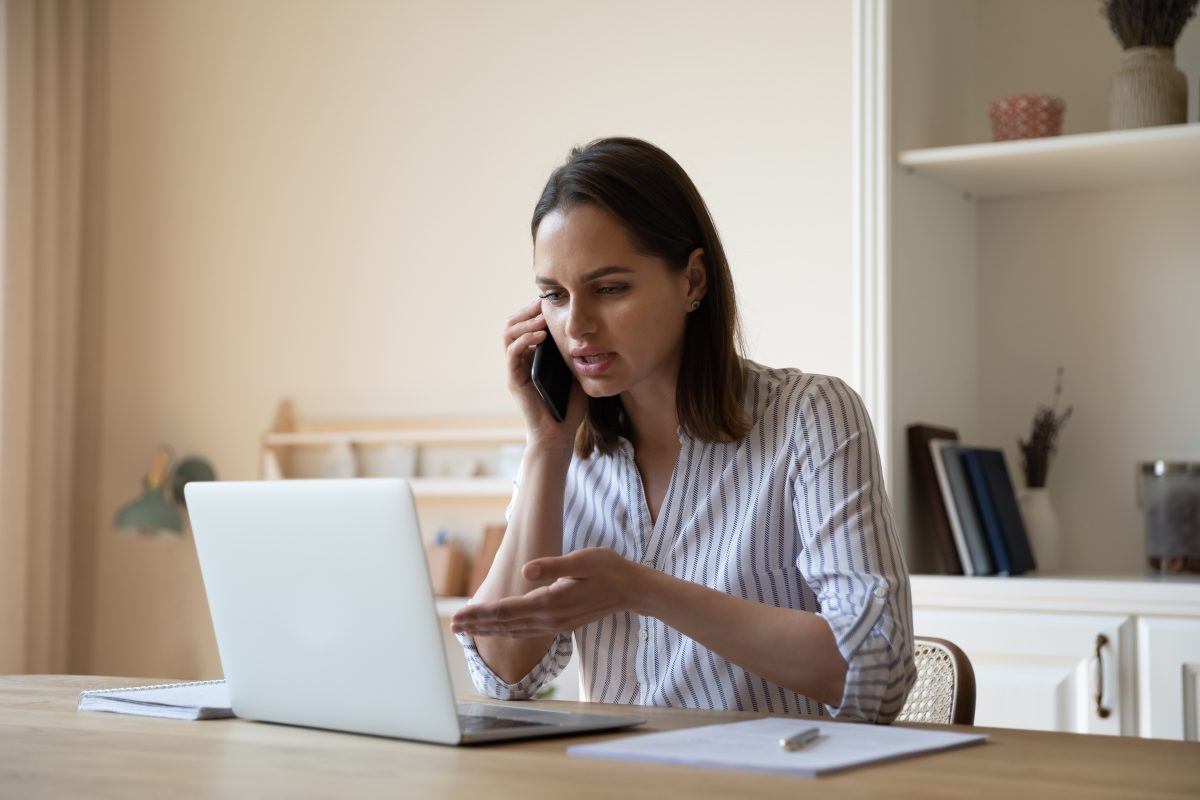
[78,680,234,721]
[569,717,986,777]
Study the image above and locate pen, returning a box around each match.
[779,726,821,751]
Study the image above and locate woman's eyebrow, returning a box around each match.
[535,265,635,286]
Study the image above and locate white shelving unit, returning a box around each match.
[899,124,1200,198]
[862,0,1200,578]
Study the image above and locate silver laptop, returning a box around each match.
[184,478,644,744]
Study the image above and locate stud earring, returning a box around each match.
[690,301,701,312]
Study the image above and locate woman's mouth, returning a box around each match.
[572,352,616,377]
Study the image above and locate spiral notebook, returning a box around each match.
[78,679,234,720]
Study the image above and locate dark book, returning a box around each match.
[907,424,963,575]
[931,440,995,576]
[961,448,1037,576]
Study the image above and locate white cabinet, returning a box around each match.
[913,608,1134,735]
[1138,616,1200,741]
[912,575,1200,739]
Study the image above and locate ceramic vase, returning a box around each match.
[1018,487,1061,573]
[1109,47,1188,130]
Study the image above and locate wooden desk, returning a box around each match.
[3,676,1197,799]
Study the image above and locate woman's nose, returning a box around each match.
[564,299,596,341]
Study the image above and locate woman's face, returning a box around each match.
[533,204,704,401]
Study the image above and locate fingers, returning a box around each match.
[503,297,542,329]
[454,616,571,637]
[504,314,547,349]
[450,591,552,631]
[523,554,573,582]
[524,548,610,582]
[506,326,546,363]
[503,299,547,348]
[449,581,595,637]
[503,299,548,388]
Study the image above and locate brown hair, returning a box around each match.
[531,137,749,457]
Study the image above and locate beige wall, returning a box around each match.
[90,0,855,678]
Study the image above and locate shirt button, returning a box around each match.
[873,586,888,599]
[639,628,649,641]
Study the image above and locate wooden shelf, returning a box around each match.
[263,428,526,446]
[408,478,513,499]
[260,399,524,489]
[898,124,1200,199]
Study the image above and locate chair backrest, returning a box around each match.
[895,636,976,726]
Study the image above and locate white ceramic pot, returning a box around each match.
[1018,487,1062,573]
[1109,47,1188,130]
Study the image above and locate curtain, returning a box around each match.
[0,0,103,674]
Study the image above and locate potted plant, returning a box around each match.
[1102,0,1198,129]
[1017,368,1073,572]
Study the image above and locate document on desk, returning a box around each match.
[78,680,234,721]
[568,718,986,778]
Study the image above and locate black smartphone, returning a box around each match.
[530,329,573,423]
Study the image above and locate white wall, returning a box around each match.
[978,182,1200,575]
[889,0,982,572]
[91,0,855,678]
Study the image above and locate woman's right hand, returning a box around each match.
[504,298,586,451]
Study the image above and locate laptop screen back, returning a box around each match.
[185,478,461,744]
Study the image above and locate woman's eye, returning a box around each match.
[538,291,565,303]
[598,285,627,296]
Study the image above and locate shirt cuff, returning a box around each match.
[818,578,913,723]
[455,629,573,700]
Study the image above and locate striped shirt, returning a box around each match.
[458,361,915,723]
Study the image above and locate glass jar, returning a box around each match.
[1138,461,1200,573]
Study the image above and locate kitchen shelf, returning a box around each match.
[260,399,523,498]
[262,427,526,446]
[898,124,1200,199]
[408,478,514,499]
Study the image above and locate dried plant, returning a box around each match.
[1101,0,1199,48]
[1018,368,1073,489]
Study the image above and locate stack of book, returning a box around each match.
[908,424,1037,576]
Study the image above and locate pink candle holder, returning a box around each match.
[988,94,1066,141]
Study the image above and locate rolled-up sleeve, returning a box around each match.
[792,378,916,723]
[455,470,573,700]
[456,628,572,700]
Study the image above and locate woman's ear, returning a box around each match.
[684,247,707,307]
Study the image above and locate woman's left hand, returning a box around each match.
[450,548,644,638]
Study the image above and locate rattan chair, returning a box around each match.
[895,636,976,725]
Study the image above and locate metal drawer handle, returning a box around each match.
[1094,633,1111,719]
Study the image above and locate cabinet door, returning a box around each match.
[1137,616,1200,741]
[913,609,1135,735]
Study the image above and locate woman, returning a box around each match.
[450,137,914,723]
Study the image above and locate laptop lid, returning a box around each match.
[185,478,463,744]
